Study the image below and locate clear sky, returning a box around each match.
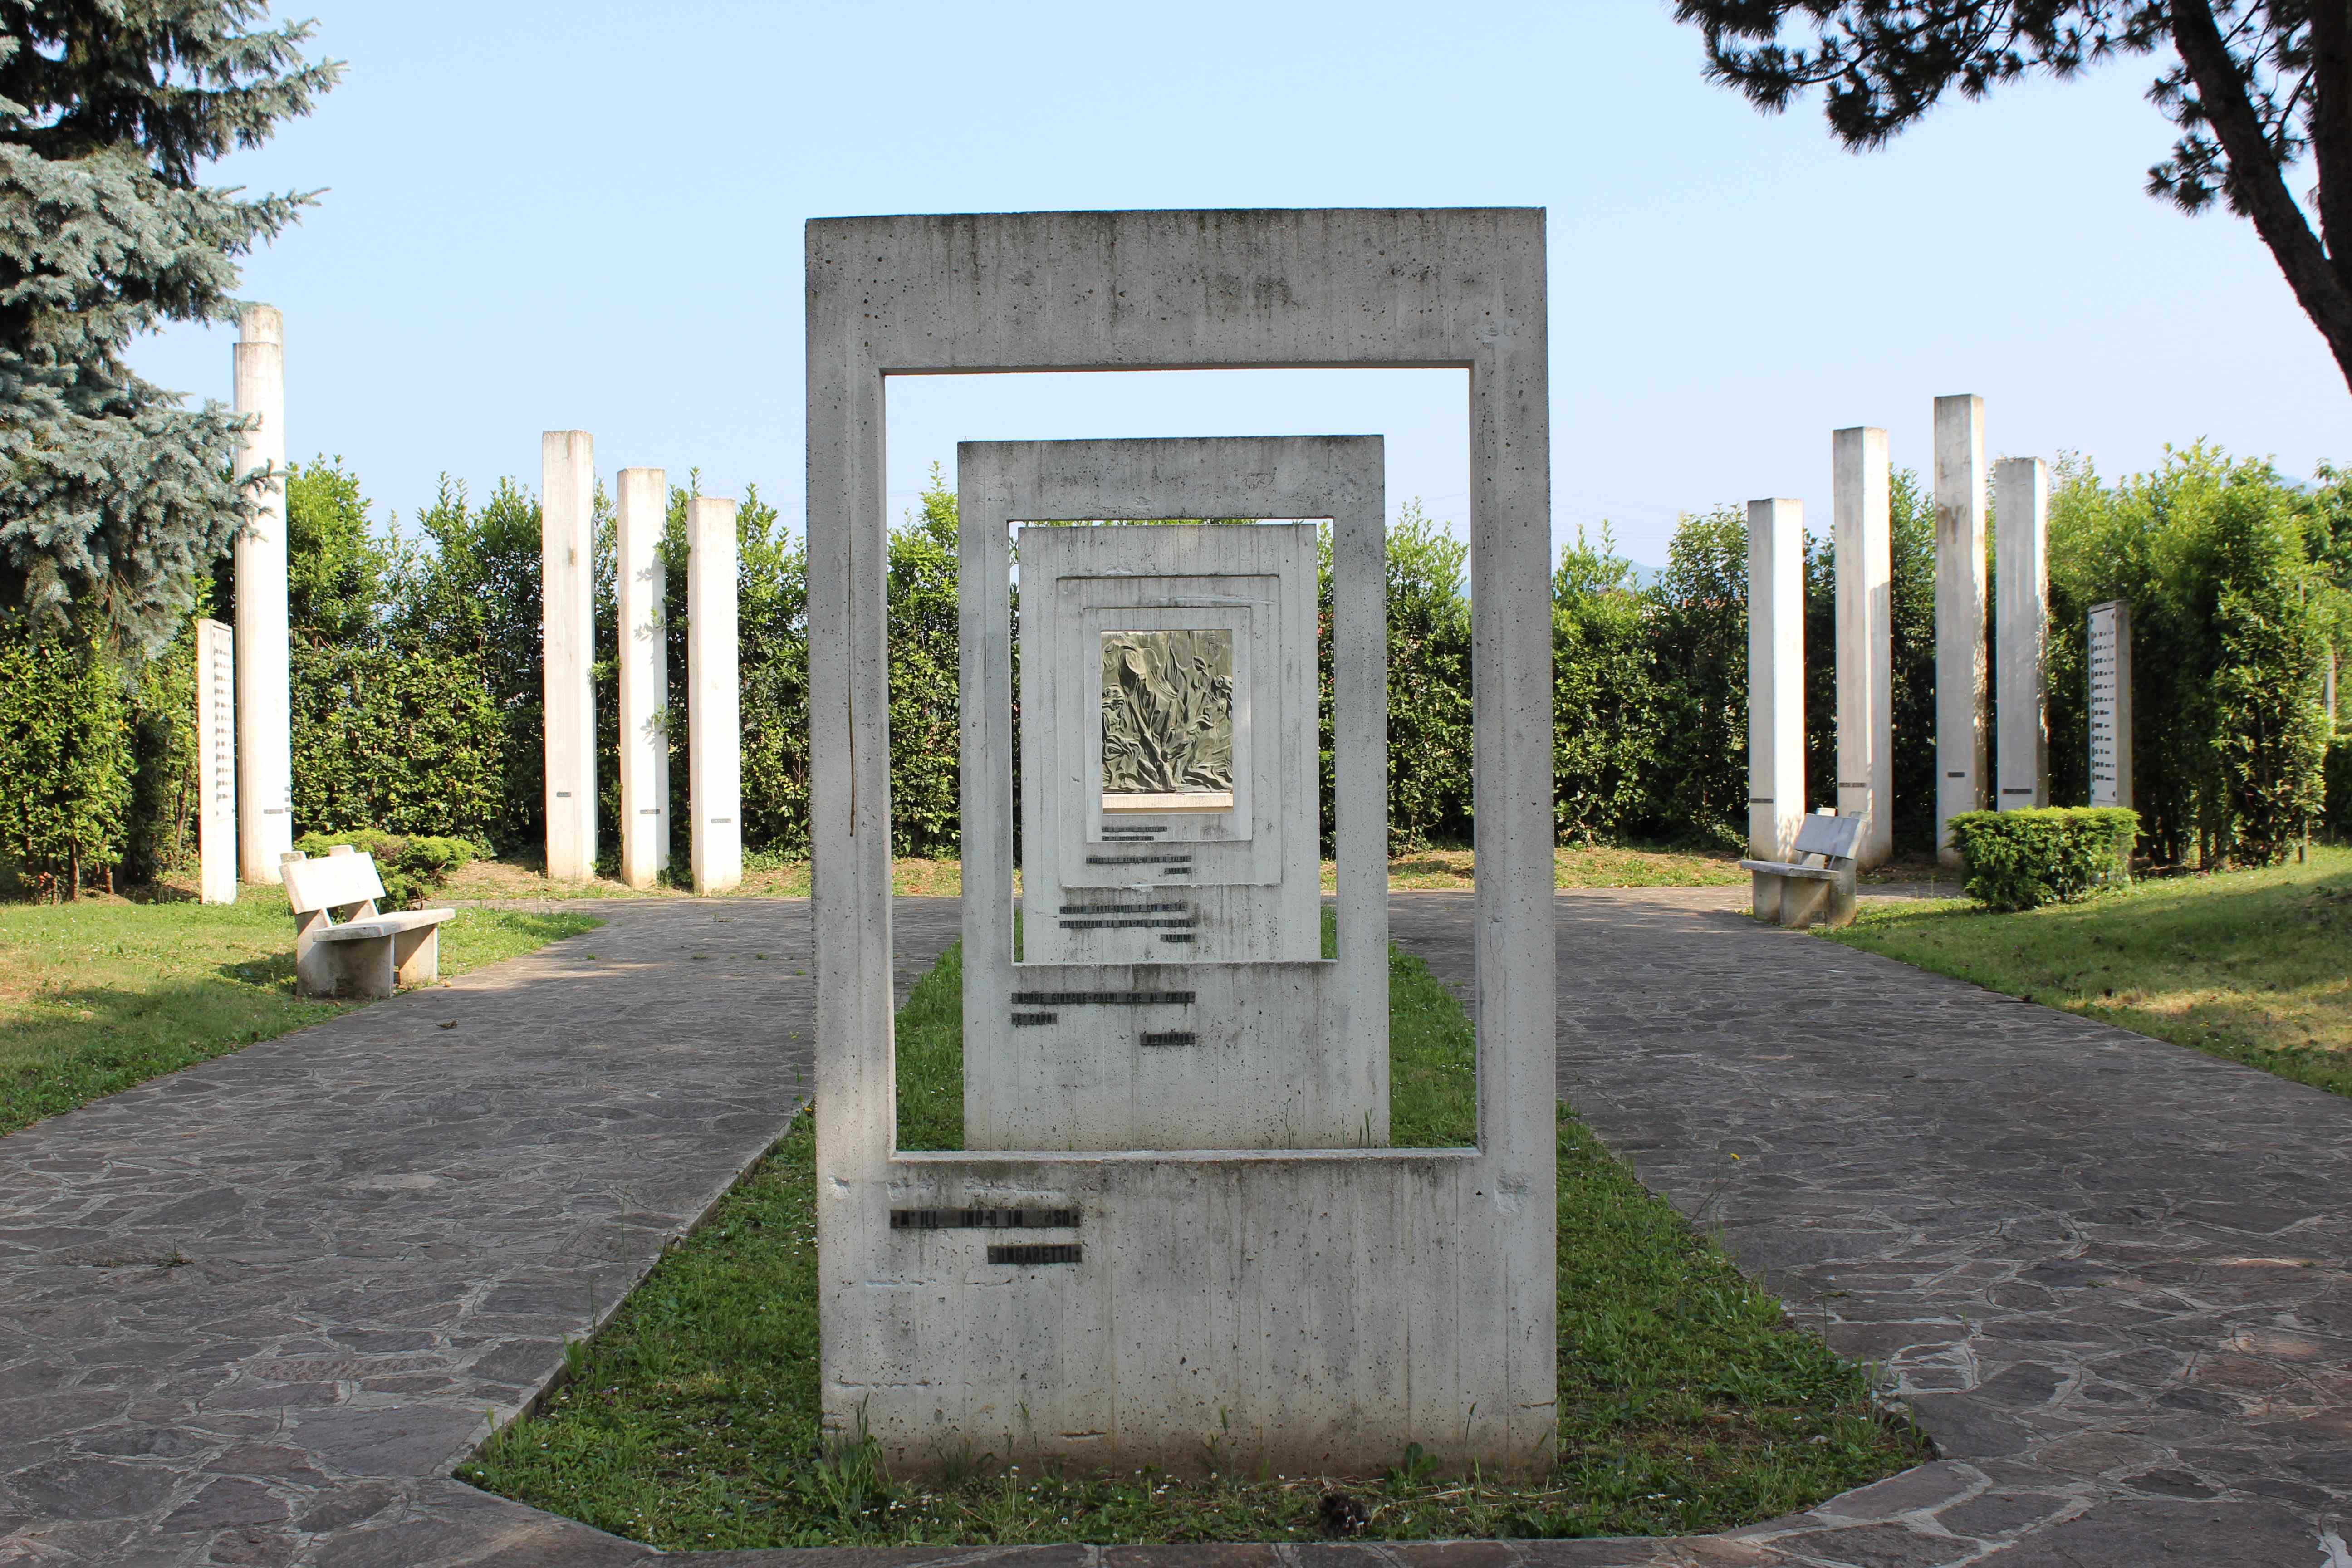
[131,0,2346,568]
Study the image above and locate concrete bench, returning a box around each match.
[282,846,456,999]
[1740,810,1862,930]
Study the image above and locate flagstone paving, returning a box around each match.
[1,889,2347,1565]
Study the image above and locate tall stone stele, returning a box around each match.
[1747,496,1805,914]
[2088,600,2134,810]
[1834,426,1893,869]
[196,619,238,905]
[541,432,598,882]
[232,307,293,884]
[1933,394,1988,865]
[616,467,671,890]
[687,496,741,895]
[1996,456,2050,810]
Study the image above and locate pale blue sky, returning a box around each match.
[132,0,2345,567]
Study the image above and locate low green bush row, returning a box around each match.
[1947,808,2140,911]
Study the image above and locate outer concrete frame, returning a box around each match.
[961,437,1386,1151]
[807,209,1556,1475]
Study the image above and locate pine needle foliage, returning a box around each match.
[0,1,339,655]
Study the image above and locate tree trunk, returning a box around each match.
[2171,0,2352,393]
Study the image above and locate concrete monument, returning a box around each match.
[1933,394,1988,865]
[616,467,670,890]
[688,496,741,895]
[808,208,1556,1477]
[1747,496,1804,915]
[541,432,597,882]
[962,436,1385,1151]
[1834,426,1892,868]
[2088,600,2133,810]
[1997,456,2049,810]
[197,619,237,906]
[232,306,292,884]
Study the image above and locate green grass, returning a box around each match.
[1828,844,2352,1098]
[0,890,600,1136]
[463,919,1925,1548]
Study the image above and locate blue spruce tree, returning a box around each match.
[0,2,338,654]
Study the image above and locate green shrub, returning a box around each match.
[293,828,483,910]
[1948,808,2140,911]
[0,625,132,898]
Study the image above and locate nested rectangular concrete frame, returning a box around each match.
[960,437,1386,1151]
[808,209,1556,1477]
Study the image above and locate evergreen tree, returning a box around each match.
[0,3,338,655]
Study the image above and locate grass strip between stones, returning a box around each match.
[1830,843,2352,1099]
[0,891,602,1137]
[463,920,1926,1548]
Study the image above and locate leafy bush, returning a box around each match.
[0,625,132,898]
[293,828,483,910]
[1948,808,2139,911]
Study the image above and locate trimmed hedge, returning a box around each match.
[1947,808,2140,912]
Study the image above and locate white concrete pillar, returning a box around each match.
[1834,426,1893,869]
[541,431,597,882]
[688,496,741,895]
[1996,456,2049,810]
[616,468,669,890]
[232,306,292,884]
[196,619,238,905]
[1933,394,1988,865]
[1747,497,1805,916]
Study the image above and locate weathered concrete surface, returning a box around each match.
[687,497,743,896]
[1996,456,2050,811]
[1932,394,1987,866]
[616,468,671,892]
[810,211,1558,1477]
[0,898,960,1568]
[1832,426,1892,870]
[6,889,2347,1564]
[1745,498,1804,896]
[540,431,598,882]
[232,306,293,887]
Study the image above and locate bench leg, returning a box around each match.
[294,911,340,999]
[1750,871,1779,921]
[335,937,398,1000]
[1779,877,1832,930]
[392,924,441,988]
[1821,869,1858,930]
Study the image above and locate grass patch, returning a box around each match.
[464,921,1923,1548]
[0,891,599,1136]
[1372,845,1745,891]
[1828,844,2352,1098]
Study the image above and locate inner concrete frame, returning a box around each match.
[1996,456,2050,810]
[616,467,671,892]
[959,436,1386,1152]
[808,209,1556,1477]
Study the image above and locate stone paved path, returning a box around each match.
[0,898,961,1568]
[4,889,2348,1565]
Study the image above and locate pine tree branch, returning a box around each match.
[2170,0,2352,387]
